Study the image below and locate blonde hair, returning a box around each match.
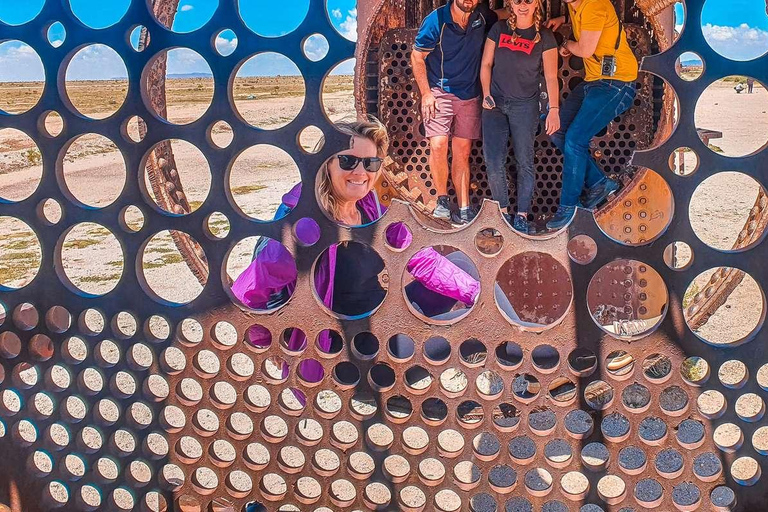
[317,117,389,221]
[506,0,543,44]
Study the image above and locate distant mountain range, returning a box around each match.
[166,72,214,79]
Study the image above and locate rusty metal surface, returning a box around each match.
[1,0,768,511]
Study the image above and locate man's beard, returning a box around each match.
[455,0,478,13]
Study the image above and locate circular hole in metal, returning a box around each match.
[65,44,128,119]
[676,51,704,81]
[140,230,208,305]
[47,21,66,47]
[209,120,233,148]
[587,259,668,340]
[225,236,296,310]
[298,125,325,154]
[512,373,540,401]
[142,139,211,215]
[294,217,320,246]
[352,332,379,358]
[314,241,387,318]
[668,147,698,175]
[143,48,213,125]
[0,42,44,114]
[129,25,149,52]
[642,353,672,382]
[0,216,42,290]
[663,241,693,271]
[229,144,301,221]
[205,212,230,239]
[475,228,504,256]
[532,345,559,371]
[496,341,523,368]
[233,53,305,130]
[0,129,43,202]
[460,339,487,366]
[215,29,237,56]
[423,336,450,364]
[683,267,765,346]
[41,111,64,138]
[690,172,767,252]
[495,251,572,330]
[317,330,343,356]
[567,347,597,376]
[405,246,478,323]
[58,222,124,296]
[61,133,126,208]
[385,222,412,250]
[423,397,448,423]
[567,234,597,265]
[303,33,329,62]
[594,168,674,247]
[695,77,768,157]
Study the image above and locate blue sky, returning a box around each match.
[1,0,766,81]
[0,0,357,81]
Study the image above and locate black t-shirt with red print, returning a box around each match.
[487,21,557,100]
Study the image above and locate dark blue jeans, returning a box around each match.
[550,79,636,207]
[481,96,540,212]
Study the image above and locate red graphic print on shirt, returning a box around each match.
[498,33,535,55]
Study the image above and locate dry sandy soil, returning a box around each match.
[0,77,765,345]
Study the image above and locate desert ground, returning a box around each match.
[0,76,766,345]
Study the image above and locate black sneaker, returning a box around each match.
[512,214,530,235]
[582,178,620,210]
[545,205,576,231]
[433,195,451,219]
[451,206,477,225]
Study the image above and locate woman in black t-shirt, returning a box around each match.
[480,0,560,234]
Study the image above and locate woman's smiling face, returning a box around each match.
[328,135,380,203]
[511,0,535,18]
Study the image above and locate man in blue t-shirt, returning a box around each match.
[411,0,507,225]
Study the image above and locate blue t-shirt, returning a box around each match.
[414,1,498,100]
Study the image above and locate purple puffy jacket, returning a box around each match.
[232,183,480,385]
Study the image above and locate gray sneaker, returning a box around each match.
[433,196,451,219]
[451,206,478,225]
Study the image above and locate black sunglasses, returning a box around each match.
[336,154,383,173]
[512,0,535,4]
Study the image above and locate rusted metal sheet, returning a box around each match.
[1,0,768,510]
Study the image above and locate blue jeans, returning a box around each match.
[550,79,636,207]
[481,96,540,212]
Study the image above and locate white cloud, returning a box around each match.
[166,48,211,76]
[703,23,768,60]
[66,44,129,80]
[238,53,301,77]
[215,35,238,56]
[0,42,45,82]
[339,8,358,41]
[332,8,342,19]
[303,34,329,61]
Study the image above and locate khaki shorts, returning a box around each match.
[423,87,482,140]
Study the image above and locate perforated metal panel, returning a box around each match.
[1,0,768,511]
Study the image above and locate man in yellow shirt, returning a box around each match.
[544,0,639,230]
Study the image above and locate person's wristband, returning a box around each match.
[550,107,560,110]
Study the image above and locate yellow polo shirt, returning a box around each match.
[569,0,638,82]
